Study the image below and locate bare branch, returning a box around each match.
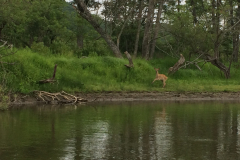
[0,41,7,48]
[178,53,205,70]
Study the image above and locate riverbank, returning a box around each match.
[3,50,240,106]
[9,91,240,105]
[4,50,240,94]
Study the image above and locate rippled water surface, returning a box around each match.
[1,101,240,160]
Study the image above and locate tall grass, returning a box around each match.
[2,48,240,94]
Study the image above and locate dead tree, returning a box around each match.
[124,51,134,68]
[168,54,185,75]
[39,64,57,84]
[175,53,232,79]
[204,54,231,79]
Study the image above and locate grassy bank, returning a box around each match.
[1,48,240,94]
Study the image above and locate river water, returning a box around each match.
[1,101,240,160]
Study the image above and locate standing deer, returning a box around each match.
[152,68,168,88]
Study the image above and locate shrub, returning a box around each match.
[31,42,51,55]
[0,86,9,110]
[50,40,73,56]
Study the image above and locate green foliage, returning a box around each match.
[163,11,213,60]
[0,0,238,61]
[2,49,240,95]
[81,39,112,57]
[1,0,240,99]
[0,86,9,110]
[50,40,73,56]
[31,42,51,55]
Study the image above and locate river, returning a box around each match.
[0,101,240,160]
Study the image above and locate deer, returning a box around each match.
[152,68,168,88]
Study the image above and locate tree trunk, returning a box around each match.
[0,22,6,39]
[142,0,155,60]
[133,0,143,58]
[74,1,123,58]
[212,0,221,59]
[177,0,181,12]
[211,0,216,29]
[149,0,165,59]
[232,34,239,62]
[190,0,197,24]
[116,16,126,49]
[117,3,136,49]
[0,25,4,39]
[232,1,240,62]
[0,28,2,39]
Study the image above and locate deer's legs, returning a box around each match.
[152,79,157,83]
[163,80,166,88]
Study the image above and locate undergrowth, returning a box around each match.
[0,86,9,110]
[1,48,240,94]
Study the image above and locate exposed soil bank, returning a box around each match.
[9,91,240,105]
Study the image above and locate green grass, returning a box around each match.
[1,48,240,94]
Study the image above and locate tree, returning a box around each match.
[24,0,69,47]
[0,0,71,50]
[231,0,240,62]
[142,0,155,60]
[116,1,137,50]
[0,0,27,43]
[133,0,144,58]
[73,0,123,58]
[0,39,15,89]
[150,0,165,59]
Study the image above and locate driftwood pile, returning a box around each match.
[33,91,88,104]
[35,64,90,104]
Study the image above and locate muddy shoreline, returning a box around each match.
[9,91,240,105]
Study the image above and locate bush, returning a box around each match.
[50,40,73,56]
[0,86,9,110]
[2,48,240,93]
[31,42,51,55]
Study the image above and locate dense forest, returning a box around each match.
[1,0,240,102]
[1,0,240,60]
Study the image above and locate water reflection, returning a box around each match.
[1,102,240,160]
[153,108,172,160]
[80,120,109,159]
[61,138,76,160]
